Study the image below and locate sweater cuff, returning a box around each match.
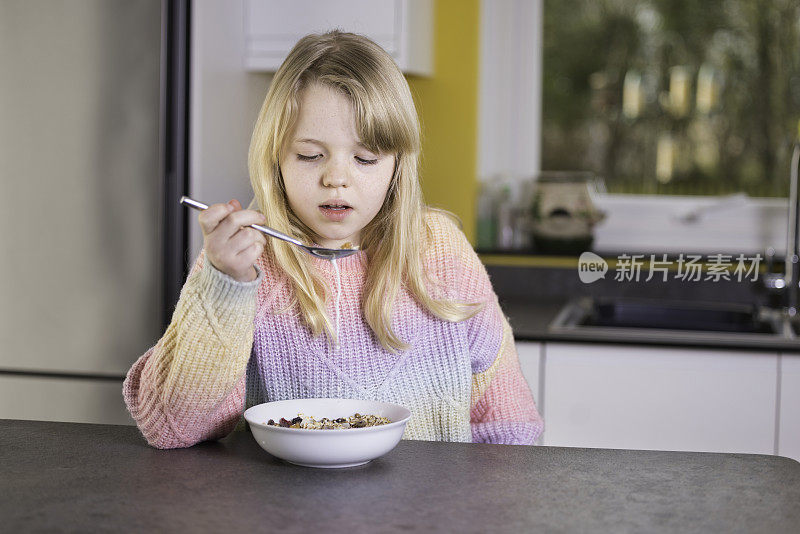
[194,262,263,310]
[471,421,543,445]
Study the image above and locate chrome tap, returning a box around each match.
[764,124,800,316]
[786,134,800,315]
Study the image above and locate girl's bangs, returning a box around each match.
[322,76,415,156]
[353,97,410,155]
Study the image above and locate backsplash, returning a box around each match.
[486,264,768,307]
[592,195,787,256]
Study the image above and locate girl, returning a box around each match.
[123,30,543,448]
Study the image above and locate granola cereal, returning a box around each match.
[265,413,391,429]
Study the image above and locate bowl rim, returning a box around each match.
[243,398,412,435]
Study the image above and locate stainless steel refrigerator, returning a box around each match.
[0,0,190,424]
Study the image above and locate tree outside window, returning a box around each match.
[542,0,800,197]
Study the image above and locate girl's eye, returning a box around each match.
[296,153,378,165]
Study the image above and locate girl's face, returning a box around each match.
[279,82,396,249]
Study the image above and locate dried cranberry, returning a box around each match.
[267,419,275,426]
[279,418,291,427]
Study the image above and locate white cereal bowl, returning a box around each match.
[243,398,412,468]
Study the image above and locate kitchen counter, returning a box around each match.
[502,298,800,352]
[3,419,799,533]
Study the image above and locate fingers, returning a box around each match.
[254,229,268,248]
[197,202,234,235]
[236,238,266,263]
[199,201,265,239]
[229,226,267,255]
[214,209,267,240]
[227,209,267,232]
[199,199,268,282]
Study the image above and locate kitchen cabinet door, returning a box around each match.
[542,343,778,454]
[244,0,433,75]
[516,341,542,410]
[515,341,543,445]
[0,375,132,426]
[779,353,800,462]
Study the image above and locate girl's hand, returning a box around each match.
[198,199,267,282]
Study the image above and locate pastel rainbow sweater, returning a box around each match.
[123,211,543,448]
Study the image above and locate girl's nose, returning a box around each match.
[321,161,349,188]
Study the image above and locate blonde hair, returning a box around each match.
[248,30,481,352]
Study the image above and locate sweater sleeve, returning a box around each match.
[469,305,544,445]
[425,211,543,445]
[122,251,262,449]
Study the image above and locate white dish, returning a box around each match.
[243,398,412,468]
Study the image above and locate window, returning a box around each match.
[542,0,800,197]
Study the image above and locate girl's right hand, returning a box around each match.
[199,199,267,282]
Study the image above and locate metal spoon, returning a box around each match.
[180,196,360,260]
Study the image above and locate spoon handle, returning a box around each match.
[179,196,209,211]
[179,196,304,247]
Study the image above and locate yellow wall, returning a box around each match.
[407,0,479,243]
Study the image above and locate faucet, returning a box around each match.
[764,123,800,316]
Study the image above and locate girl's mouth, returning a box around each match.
[319,204,353,221]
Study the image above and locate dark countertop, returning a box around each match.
[3,419,799,533]
[502,298,800,352]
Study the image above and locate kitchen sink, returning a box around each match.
[549,297,794,341]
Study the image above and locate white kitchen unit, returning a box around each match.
[244,0,433,75]
[516,341,543,410]
[779,353,800,461]
[0,375,132,426]
[516,341,543,445]
[541,342,779,455]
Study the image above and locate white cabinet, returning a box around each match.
[541,342,778,455]
[244,0,433,75]
[516,341,542,409]
[516,341,543,445]
[779,353,800,461]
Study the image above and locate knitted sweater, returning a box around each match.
[123,211,543,448]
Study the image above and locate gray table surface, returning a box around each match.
[3,419,799,533]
